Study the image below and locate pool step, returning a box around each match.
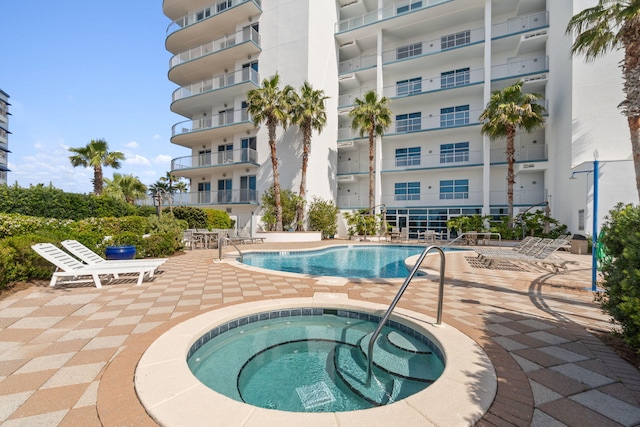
[358,332,443,383]
[333,344,397,406]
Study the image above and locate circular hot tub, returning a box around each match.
[135,294,496,426]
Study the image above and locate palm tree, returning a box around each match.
[566,1,640,201]
[247,73,295,231]
[479,81,546,226]
[349,91,392,211]
[148,180,172,213]
[103,173,147,203]
[290,82,329,230]
[68,138,125,195]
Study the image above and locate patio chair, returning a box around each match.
[226,229,251,244]
[474,236,541,258]
[61,240,167,269]
[399,228,409,242]
[32,243,158,288]
[183,229,206,250]
[417,230,436,243]
[237,229,264,243]
[389,227,401,242]
[481,236,576,273]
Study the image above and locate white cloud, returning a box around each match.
[125,140,139,148]
[153,134,162,140]
[153,154,173,164]
[125,154,151,166]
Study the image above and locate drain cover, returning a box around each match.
[296,382,336,409]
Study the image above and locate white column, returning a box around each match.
[375,28,384,208]
[482,0,492,216]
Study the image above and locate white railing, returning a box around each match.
[338,54,377,74]
[172,68,259,102]
[492,56,548,80]
[336,0,449,33]
[489,189,546,206]
[172,109,250,136]
[490,144,547,163]
[171,149,258,170]
[172,190,259,206]
[337,191,484,209]
[381,68,484,99]
[166,0,262,35]
[492,11,549,38]
[169,27,260,68]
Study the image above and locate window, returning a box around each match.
[217,179,232,203]
[218,144,233,164]
[396,112,421,133]
[440,105,469,127]
[441,30,471,49]
[440,179,469,199]
[396,77,422,96]
[395,147,421,167]
[397,1,422,14]
[441,68,470,88]
[578,209,585,231]
[216,0,231,13]
[240,176,256,202]
[396,42,422,60]
[198,182,211,204]
[440,142,469,163]
[241,137,257,162]
[198,149,212,167]
[395,182,421,201]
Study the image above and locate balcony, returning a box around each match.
[171,68,260,116]
[492,11,549,39]
[337,108,482,141]
[337,190,484,209]
[489,189,546,206]
[491,56,548,82]
[168,27,261,86]
[336,0,450,34]
[490,144,547,164]
[337,150,483,175]
[165,0,262,53]
[171,148,258,174]
[172,189,259,207]
[171,108,254,147]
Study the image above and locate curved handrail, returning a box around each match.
[366,245,445,384]
[217,237,243,262]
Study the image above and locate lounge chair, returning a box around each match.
[61,240,167,269]
[237,229,264,243]
[32,243,158,288]
[417,230,436,243]
[480,236,576,273]
[226,229,252,244]
[474,236,542,258]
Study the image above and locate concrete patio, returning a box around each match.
[1,240,639,426]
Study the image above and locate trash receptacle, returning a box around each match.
[571,234,588,254]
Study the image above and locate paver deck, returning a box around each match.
[1,240,639,426]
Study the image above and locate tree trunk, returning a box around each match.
[268,119,283,231]
[94,166,103,195]
[628,115,640,202]
[368,128,375,211]
[506,127,516,227]
[297,124,312,231]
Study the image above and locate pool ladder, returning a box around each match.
[217,237,243,262]
[366,245,446,384]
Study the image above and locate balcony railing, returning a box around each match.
[172,189,259,206]
[169,27,260,68]
[172,149,258,170]
[381,27,485,64]
[338,54,377,74]
[336,0,449,33]
[338,191,484,208]
[489,189,546,206]
[336,150,483,174]
[172,108,250,137]
[338,108,482,140]
[166,0,262,35]
[492,11,548,38]
[490,144,547,163]
[172,68,260,103]
[492,56,548,80]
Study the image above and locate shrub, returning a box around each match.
[0,234,61,287]
[172,206,208,229]
[203,208,232,229]
[307,197,338,238]
[343,210,379,237]
[260,186,301,231]
[598,203,640,352]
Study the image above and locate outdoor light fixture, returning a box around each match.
[569,151,599,291]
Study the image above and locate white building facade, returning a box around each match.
[164,0,639,238]
[0,89,9,186]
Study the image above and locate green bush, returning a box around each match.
[343,210,379,237]
[203,208,232,229]
[308,197,338,238]
[172,206,208,229]
[260,186,301,231]
[0,234,62,286]
[598,203,640,352]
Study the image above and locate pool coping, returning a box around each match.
[135,293,497,426]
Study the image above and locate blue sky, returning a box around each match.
[0,1,186,194]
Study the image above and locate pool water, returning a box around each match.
[241,245,454,278]
[188,309,445,412]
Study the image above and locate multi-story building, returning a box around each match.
[164,0,638,238]
[0,89,9,185]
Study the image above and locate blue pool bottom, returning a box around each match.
[187,308,445,412]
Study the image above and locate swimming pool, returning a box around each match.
[241,245,461,278]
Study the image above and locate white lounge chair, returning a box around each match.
[61,240,167,269]
[32,243,157,288]
[237,229,264,243]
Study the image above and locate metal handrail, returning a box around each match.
[366,245,446,384]
[217,237,243,262]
